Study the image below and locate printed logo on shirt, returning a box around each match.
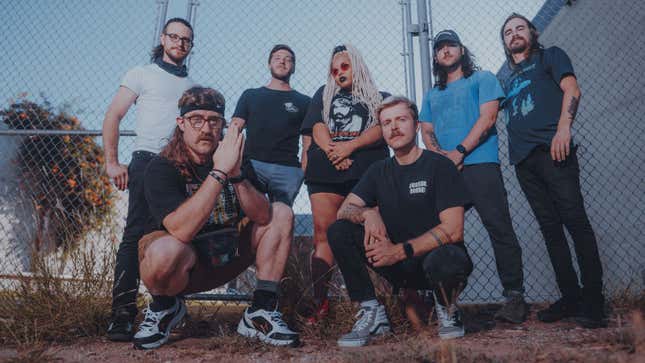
[328,95,363,141]
[506,77,534,119]
[186,182,239,226]
[284,102,299,113]
[409,180,428,195]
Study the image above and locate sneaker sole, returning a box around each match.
[236,318,299,347]
[439,329,465,340]
[133,301,187,350]
[337,325,391,347]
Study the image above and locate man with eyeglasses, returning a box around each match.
[231,45,311,207]
[102,17,196,341]
[133,86,299,349]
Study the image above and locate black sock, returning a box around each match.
[150,295,176,312]
[249,280,279,312]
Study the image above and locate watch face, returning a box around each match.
[457,145,466,154]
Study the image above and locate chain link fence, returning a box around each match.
[0,0,643,306]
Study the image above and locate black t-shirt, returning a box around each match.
[143,156,242,236]
[300,85,390,183]
[501,46,575,164]
[233,87,310,167]
[352,150,470,244]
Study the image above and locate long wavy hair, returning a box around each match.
[322,43,382,129]
[159,86,225,178]
[150,17,194,62]
[500,13,543,70]
[432,45,480,90]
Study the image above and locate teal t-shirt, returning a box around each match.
[419,70,505,165]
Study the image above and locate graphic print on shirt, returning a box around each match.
[409,179,429,195]
[186,181,239,227]
[328,94,364,141]
[505,64,538,120]
[283,102,299,113]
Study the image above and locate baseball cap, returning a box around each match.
[433,30,462,50]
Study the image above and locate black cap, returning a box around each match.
[432,30,461,50]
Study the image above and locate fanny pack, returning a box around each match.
[192,227,239,268]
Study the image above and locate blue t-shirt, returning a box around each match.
[419,70,505,165]
[500,47,575,164]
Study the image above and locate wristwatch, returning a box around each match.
[456,144,467,155]
[403,242,414,259]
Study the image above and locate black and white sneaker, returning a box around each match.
[107,309,135,342]
[237,307,300,346]
[133,297,186,350]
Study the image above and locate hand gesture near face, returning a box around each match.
[212,122,244,175]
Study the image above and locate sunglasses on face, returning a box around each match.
[331,62,350,76]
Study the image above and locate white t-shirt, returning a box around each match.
[121,63,195,153]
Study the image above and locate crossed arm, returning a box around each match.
[337,193,465,267]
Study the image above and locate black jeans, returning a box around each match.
[462,163,525,297]
[327,220,473,304]
[111,150,155,316]
[515,146,603,300]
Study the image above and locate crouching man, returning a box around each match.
[133,86,298,349]
[328,96,474,347]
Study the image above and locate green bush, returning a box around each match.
[1,96,114,250]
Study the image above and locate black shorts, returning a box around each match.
[306,180,357,197]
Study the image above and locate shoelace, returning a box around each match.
[351,308,372,332]
[435,304,457,328]
[267,310,289,328]
[137,308,165,334]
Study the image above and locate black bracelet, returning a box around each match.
[211,168,228,178]
[229,175,245,184]
[208,170,227,185]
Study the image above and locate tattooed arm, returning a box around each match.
[338,193,388,247]
[551,75,581,162]
[420,122,445,154]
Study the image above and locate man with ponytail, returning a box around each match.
[102,17,196,341]
[133,86,299,349]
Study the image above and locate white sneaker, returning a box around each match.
[133,297,186,349]
[433,293,464,339]
[337,304,391,347]
[237,307,299,346]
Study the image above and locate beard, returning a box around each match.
[270,68,291,83]
[164,47,188,65]
[509,37,529,54]
[437,56,462,73]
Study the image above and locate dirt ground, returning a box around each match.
[1,302,644,363]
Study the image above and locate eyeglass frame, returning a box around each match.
[182,115,225,131]
[164,32,194,47]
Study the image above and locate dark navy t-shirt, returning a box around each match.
[351,150,470,244]
[233,87,310,167]
[500,46,575,164]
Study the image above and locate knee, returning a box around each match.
[141,238,193,288]
[270,202,294,229]
[422,245,473,287]
[327,219,354,250]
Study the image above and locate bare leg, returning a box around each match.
[139,235,197,296]
[310,192,345,302]
[252,202,294,282]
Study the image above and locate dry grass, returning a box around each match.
[0,241,118,346]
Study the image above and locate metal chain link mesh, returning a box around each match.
[0,0,642,305]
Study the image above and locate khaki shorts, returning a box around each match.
[138,217,255,294]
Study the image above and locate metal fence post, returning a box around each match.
[415,0,432,96]
[152,0,169,50]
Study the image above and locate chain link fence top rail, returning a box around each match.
[1,0,643,304]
